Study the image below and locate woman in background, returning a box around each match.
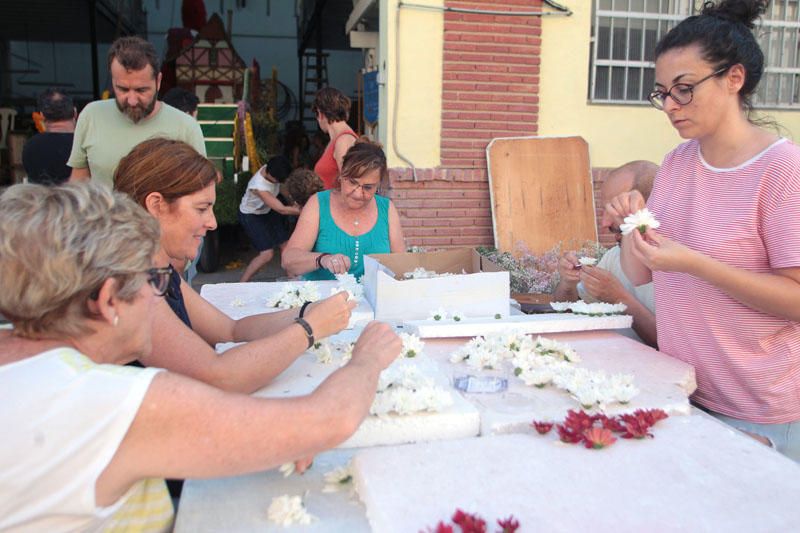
[312,87,358,189]
[283,139,405,280]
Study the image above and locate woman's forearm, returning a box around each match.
[620,234,653,286]
[691,254,800,322]
[232,308,300,341]
[281,247,322,277]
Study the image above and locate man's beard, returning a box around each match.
[116,95,157,123]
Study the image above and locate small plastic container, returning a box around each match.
[453,375,508,394]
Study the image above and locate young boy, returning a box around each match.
[238,156,300,282]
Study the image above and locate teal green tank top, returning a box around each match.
[305,190,391,280]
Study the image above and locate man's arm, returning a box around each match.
[69,167,91,183]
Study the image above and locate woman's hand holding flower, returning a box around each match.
[304,292,356,339]
[604,190,647,229]
[629,228,702,274]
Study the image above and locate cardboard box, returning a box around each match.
[363,248,510,321]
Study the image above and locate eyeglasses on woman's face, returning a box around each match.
[648,66,730,110]
[89,266,172,301]
[343,176,378,196]
[146,267,172,297]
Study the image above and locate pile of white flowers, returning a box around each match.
[309,340,354,365]
[402,267,461,280]
[310,332,423,365]
[620,207,660,236]
[371,361,453,417]
[450,330,638,410]
[578,256,598,267]
[549,300,627,316]
[266,282,320,309]
[267,495,315,526]
[330,273,364,301]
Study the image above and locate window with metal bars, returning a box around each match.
[589,0,800,108]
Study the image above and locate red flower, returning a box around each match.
[640,408,669,426]
[617,413,654,439]
[497,515,520,532]
[556,423,583,444]
[531,420,554,435]
[562,409,595,433]
[598,415,627,433]
[582,427,617,449]
[452,509,487,533]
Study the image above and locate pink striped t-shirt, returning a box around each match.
[648,138,800,424]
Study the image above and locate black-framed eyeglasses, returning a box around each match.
[344,177,378,196]
[146,267,172,297]
[648,66,730,110]
[89,266,172,300]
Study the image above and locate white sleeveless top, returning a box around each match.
[0,347,171,532]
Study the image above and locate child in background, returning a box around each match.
[286,168,324,207]
[238,156,300,282]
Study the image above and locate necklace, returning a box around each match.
[353,219,359,226]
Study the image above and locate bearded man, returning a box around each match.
[68,36,206,187]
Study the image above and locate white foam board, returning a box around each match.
[404,312,633,338]
[217,336,480,449]
[200,281,374,329]
[352,414,800,533]
[419,331,696,434]
[175,449,369,533]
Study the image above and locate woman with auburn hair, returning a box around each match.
[312,87,358,189]
[607,0,800,460]
[113,137,354,393]
[0,183,400,531]
[282,139,406,280]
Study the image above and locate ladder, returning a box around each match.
[301,51,329,130]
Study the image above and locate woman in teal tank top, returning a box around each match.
[282,140,406,280]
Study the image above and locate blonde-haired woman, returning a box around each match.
[0,183,400,531]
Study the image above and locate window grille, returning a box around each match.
[589,0,800,108]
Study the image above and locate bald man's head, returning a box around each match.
[601,160,658,205]
[600,160,659,239]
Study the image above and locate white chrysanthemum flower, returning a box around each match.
[267,282,320,309]
[428,307,448,321]
[310,341,333,364]
[230,297,245,308]
[332,341,355,366]
[322,465,353,493]
[334,273,364,300]
[399,332,425,358]
[518,367,554,388]
[620,207,661,236]
[572,384,603,409]
[267,495,315,526]
[278,462,295,478]
[451,311,465,322]
[550,301,572,312]
[578,256,597,267]
[370,362,452,416]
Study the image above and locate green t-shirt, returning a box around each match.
[68,99,207,187]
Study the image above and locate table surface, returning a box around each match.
[175,282,798,532]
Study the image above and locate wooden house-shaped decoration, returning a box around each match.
[175,13,246,103]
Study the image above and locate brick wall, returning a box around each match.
[389,0,543,249]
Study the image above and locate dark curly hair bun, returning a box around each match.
[701,0,769,30]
